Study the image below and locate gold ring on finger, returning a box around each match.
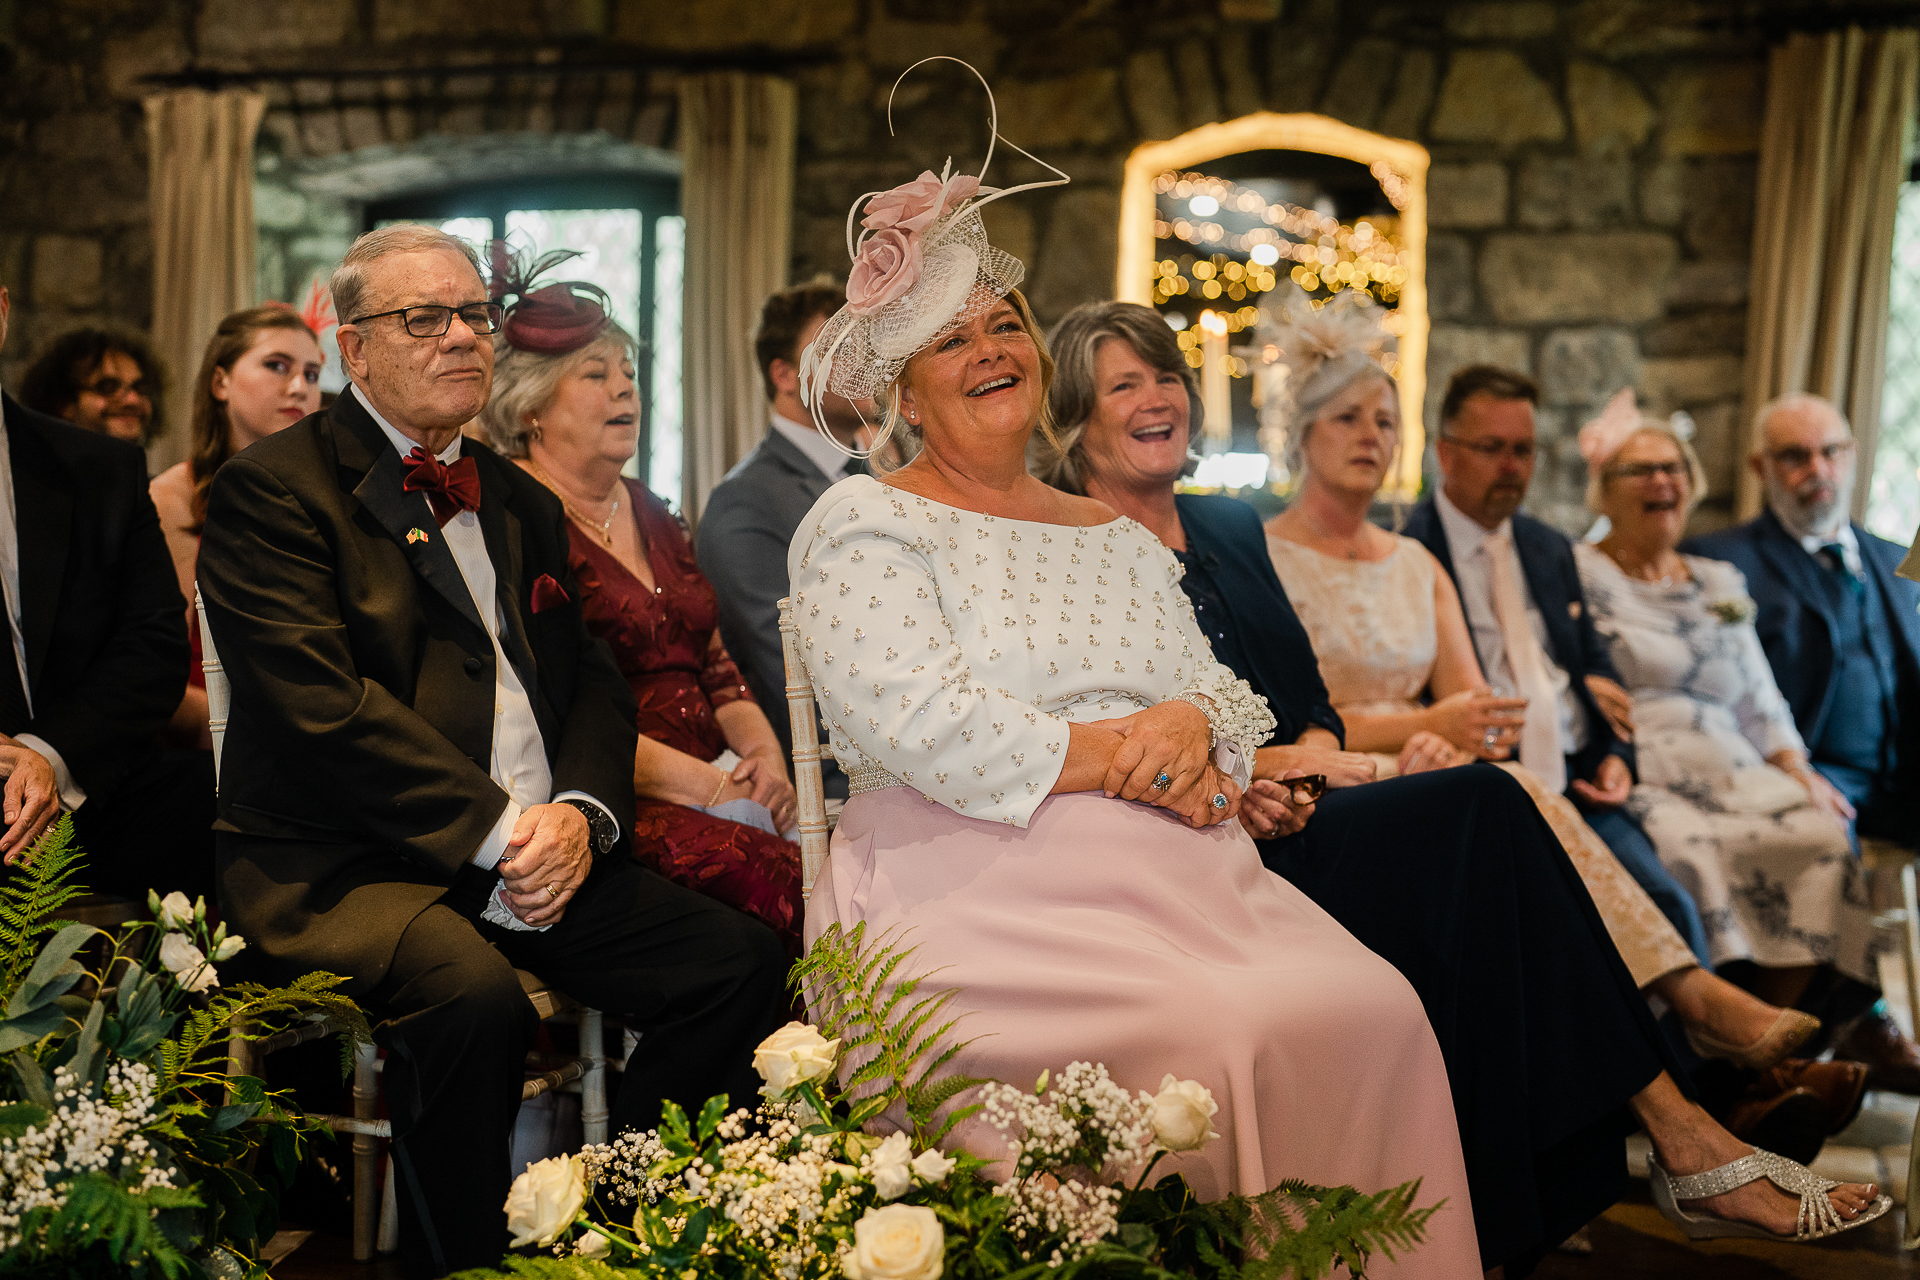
[544,883,558,899]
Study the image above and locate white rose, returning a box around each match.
[156,891,195,931]
[867,1131,913,1201]
[910,1148,955,1185]
[1147,1075,1219,1152]
[576,1228,611,1258]
[158,932,218,993]
[211,934,247,962]
[752,1021,840,1098]
[841,1204,943,1280]
[504,1154,587,1247]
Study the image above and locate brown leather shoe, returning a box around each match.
[1748,1058,1870,1134]
[1723,1087,1828,1165]
[1832,1012,1920,1095]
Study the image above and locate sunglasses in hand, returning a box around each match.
[1281,774,1327,805]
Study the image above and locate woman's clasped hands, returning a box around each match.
[1087,700,1240,828]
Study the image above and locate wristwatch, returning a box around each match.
[559,798,618,857]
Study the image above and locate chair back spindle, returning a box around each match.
[779,597,829,898]
[195,586,229,785]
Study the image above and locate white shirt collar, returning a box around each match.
[1434,484,1509,559]
[1795,519,1861,575]
[351,383,462,465]
[768,411,854,482]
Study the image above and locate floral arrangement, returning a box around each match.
[459,924,1435,1280]
[0,820,368,1279]
[1706,596,1759,626]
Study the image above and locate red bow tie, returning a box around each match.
[401,446,482,526]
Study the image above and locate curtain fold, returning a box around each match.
[677,73,797,523]
[1740,27,1919,521]
[143,88,266,476]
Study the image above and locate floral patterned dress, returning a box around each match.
[569,480,803,953]
[1574,543,1874,981]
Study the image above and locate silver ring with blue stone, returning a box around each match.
[1211,792,1228,810]
[1152,771,1173,791]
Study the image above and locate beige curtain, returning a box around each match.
[678,73,797,523]
[144,89,266,475]
[1741,27,1919,521]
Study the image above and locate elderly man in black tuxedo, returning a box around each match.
[198,227,785,1278]
[0,284,207,895]
[1684,392,1920,1092]
[1404,366,1711,963]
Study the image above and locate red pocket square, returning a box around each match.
[531,574,570,613]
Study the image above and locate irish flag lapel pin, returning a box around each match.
[406,527,429,545]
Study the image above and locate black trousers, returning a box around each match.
[70,746,217,903]
[1259,764,1679,1276]
[366,859,786,1279]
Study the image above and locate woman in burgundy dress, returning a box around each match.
[479,250,803,951]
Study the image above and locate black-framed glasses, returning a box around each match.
[1441,434,1534,462]
[1765,441,1854,470]
[78,375,155,400]
[348,302,505,338]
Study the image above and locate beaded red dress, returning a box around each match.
[567,479,803,952]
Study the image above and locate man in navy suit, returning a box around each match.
[1684,392,1920,1090]
[1404,366,1710,961]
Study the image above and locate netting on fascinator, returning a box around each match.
[1243,288,1397,457]
[488,240,613,355]
[796,56,1070,460]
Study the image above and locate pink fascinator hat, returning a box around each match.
[797,57,1070,459]
[1577,388,1696,470]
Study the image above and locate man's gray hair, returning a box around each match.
[480,324,642,459]
[329,225,484,329]
[1752,391,1852,453]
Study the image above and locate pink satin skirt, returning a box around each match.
[806,787,1481,1279]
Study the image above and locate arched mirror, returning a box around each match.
[1118,115,1430,501]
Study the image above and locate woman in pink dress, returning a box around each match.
[786,131,1484,1277]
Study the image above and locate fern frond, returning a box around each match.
[0,817,87,1000]
[1228,1177,1440,1279]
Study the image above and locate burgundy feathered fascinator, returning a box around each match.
[488,241,612,355]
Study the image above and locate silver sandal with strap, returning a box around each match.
[1648,1149,1891,1240]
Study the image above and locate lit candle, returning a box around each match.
[1199,309,1230,452]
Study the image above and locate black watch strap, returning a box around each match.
[560,798,617,857]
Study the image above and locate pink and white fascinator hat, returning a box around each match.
[797,57,1069,461]
[1576,387,1696,471]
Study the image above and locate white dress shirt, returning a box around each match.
[352,386,613,868]
[0,394,87,810]
[769,412,859,481]
[1433,487,1589,754]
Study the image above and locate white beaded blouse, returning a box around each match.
[787,476,1272,828]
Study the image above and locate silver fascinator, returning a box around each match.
[797,57,1069,460]
[1245,288,1397,457]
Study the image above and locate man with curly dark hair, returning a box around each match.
[19,327,166,448]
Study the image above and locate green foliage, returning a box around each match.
[792,923,991,1146]
[0,824,373,1277]
[0,819,85,1000]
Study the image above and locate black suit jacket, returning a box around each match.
[1174,493,1345,747]
[1683,509,1920,825]
[695,427,842,757]
[1402,497,1632,786]
[198,391,637,989]
[1,391,186,796]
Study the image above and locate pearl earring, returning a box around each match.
[529,416,543,442]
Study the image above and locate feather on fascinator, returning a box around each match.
[796,57,1070,460]
[488,241,612,355]
[294,276,337,336]
[1246,289,1396,446]
[1576,387,1695,469]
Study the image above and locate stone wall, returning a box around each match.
[1,0,1902,526]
